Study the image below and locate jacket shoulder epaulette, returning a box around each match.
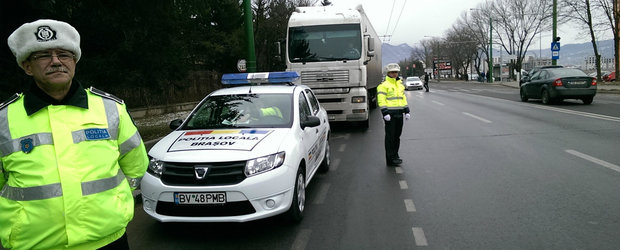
[0,93,21,111]
[88,87,124,104]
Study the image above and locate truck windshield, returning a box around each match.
[288,24,362,63]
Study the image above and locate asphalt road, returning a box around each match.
[127,82,620,249]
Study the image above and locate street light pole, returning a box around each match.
[243,0,257,72]
[489,17,494,83]
[552,0,558,66]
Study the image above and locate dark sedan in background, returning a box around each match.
[520,67,597,105]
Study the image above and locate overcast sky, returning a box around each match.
[329,0,612,49]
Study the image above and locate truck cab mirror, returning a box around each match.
[366,35,375,57]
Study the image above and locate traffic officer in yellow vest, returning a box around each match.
[0,19,148,249]
[377,63,410,166]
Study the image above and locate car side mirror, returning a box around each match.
[169,119,183,130]
[301,116,321,129]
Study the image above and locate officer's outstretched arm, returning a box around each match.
[116,103,148,190]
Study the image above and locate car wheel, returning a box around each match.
[582,96,594,105]
[286,166,305,223]
[541,89,552,105]
[319,138,330,173]
[520,88,528,102]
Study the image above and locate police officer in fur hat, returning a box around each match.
[377,63,411,166]
[0,19,148,249]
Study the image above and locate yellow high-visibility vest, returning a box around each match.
[0,87,148,249]
[377,76,409,113]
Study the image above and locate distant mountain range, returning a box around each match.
[381,39,616,68]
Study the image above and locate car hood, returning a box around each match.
[149,128,292,162]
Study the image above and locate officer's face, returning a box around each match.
[387,71,399,78]
[22,49,76,91]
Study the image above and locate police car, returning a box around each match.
[141,72,330,223]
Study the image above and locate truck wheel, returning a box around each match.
[368,88,377,109]
[359,119,369,129]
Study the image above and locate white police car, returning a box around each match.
[141,72,330,223]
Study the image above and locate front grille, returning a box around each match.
[318,98,344,103]
[301,70,349,84]
[161,161,246,186]
[327,110,343,115]
[156,201,256,217]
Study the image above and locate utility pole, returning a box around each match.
[243,0,257,72]
[552,0,558,66]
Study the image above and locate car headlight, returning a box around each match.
[148,157,164,177]
[245,152,285,177]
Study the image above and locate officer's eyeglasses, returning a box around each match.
[30,51,75,64]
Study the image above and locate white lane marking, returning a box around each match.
[458,92,620,123]
[291,229,312,250]
[395,167,404,174]
[462,112,493,123]
[565,150,620,173]
[399,180,408,189]
[404,199,417,212]
[313,183,330,204]
[331,158,340,171]
[412,227,429,246]
[432,100,445,106]
[338,144,346,152]
[527,104,620,123]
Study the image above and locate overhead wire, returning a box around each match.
[384,0,397,42]
[389,0,408,39]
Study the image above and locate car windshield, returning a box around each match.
[181,93,293,129]
[407,77,421,82]
[548,68,588,78]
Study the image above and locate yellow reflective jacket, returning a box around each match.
[0,86,148,249]
[377,76,410,115]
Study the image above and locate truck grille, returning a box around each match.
[301,70,349,84]
[161,161,246,186]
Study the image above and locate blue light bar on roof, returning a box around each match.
[221,71,299,85]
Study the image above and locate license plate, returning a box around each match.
[568,81,585,85]
[174,192,226,205]
[328,115,336,120]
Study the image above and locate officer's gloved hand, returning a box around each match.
[383,114,391,121]
[405,113,411,120]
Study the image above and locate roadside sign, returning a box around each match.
[551,42,560,51]
[552,51,560,60]
[237,59,247,72]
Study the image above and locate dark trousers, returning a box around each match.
[384,113,403,162]
[99,232,129,250]
[424,81,429,92]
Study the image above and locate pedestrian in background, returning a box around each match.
[377,63,411,166]
[0,19,148,249]
[424,72,430,92]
